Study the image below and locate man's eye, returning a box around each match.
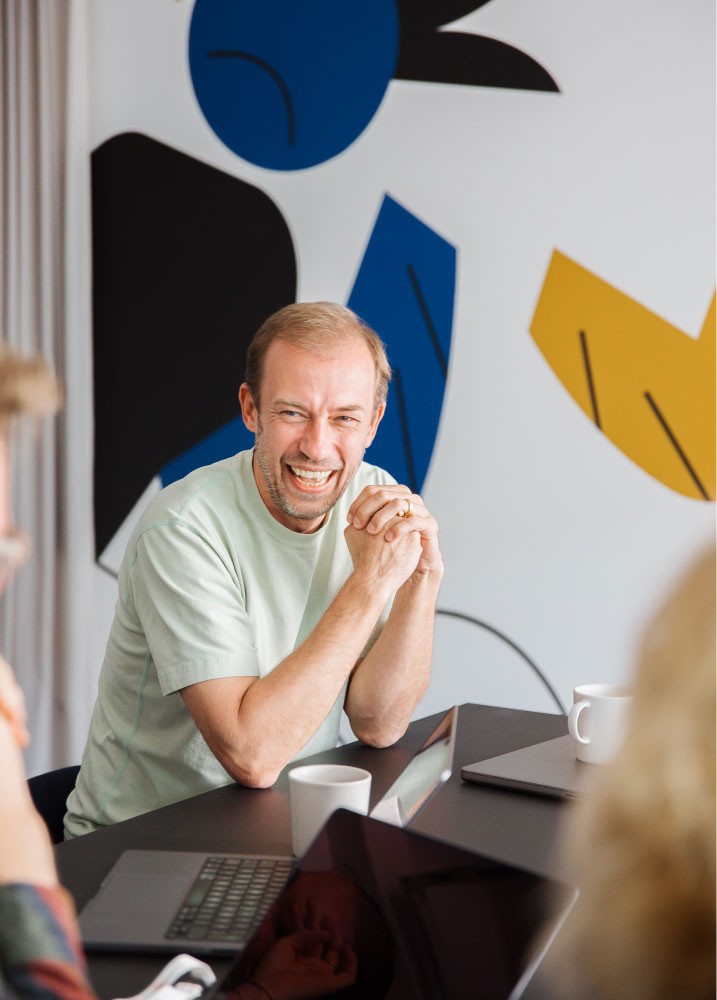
[335,415,358,424]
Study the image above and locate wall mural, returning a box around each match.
[531,251,715,502]
[187,0,558,171]
[347,195,455,495]
[90,1,713,718]
[94,0,560,582]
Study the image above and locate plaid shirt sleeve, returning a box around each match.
[0,883,96,999]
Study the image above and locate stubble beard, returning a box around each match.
[254,425,363,523]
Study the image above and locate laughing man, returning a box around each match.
[65,302,443,836]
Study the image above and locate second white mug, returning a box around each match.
[288,763,371,856]
[567,683,632,764]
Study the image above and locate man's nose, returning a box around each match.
[300,418,333,460]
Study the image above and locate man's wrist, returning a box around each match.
[344,567,396,610]
[403,561,444,591]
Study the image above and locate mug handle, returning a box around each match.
[568,700,591,745]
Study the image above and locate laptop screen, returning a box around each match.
[371,705,458,826]
[209,809,574,1000]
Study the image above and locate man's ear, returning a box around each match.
[239,384,258,433]
[366,402,386,447]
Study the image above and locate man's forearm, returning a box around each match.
[343,564,443,747]
[207,571,394,787]
[182,493,438,788]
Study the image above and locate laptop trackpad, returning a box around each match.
[79,852,201,945]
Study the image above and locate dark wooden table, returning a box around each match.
[56,704,569,998]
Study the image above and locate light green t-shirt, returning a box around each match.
[65,450,395,837]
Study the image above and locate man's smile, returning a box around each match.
[287,464,339,490]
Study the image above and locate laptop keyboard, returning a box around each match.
[166,856,293,943]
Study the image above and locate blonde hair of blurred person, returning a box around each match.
[550,545,716,1000]
[0,344,61,887]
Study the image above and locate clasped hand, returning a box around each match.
[344,484,442,592]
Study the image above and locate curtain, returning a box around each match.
[0,0,94,775]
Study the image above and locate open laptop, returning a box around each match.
[208,808,577,1000]
[461,734,587,800]
[78,707,458,955]
[370,704,457,825]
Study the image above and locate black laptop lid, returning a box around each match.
[210,809,574,1000]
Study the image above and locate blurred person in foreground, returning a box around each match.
[0,345,88,995]
[548,544,716,1000]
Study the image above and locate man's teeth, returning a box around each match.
[290,466,333,484]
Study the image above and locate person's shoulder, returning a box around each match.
[137,452,246,530]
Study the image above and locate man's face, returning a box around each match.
[239,337,385,533]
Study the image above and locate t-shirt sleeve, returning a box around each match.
[125,518,261,694]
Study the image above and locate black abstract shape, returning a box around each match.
[395,0,559,92]
[92,132,296,559]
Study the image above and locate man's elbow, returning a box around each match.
[218,745,282,789]
[237,768,279,789]
[352,719,407,749]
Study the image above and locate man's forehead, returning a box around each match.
[262,337,377,391]
[266,331,372,361]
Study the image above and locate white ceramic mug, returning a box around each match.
[567,684,632,764]
[288,763,371,856]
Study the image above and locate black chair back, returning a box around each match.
[27,764,80,844]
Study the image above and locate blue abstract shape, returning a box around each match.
[160,416,254,488]
[189,1,399,170]
[348,195,456,492]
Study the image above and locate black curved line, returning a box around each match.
[644,391,710,500]
[436,608,567,714]
[393,367,418,493]
[579,329,601,430]
[207,50,296,147]
[406,264,448,378]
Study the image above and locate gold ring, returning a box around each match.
[402,498,413,519]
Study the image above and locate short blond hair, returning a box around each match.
[550,545,716,1000]
[0,346,62,430]
[244,302,391,414]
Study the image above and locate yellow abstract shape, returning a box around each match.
[530,250,715,501]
